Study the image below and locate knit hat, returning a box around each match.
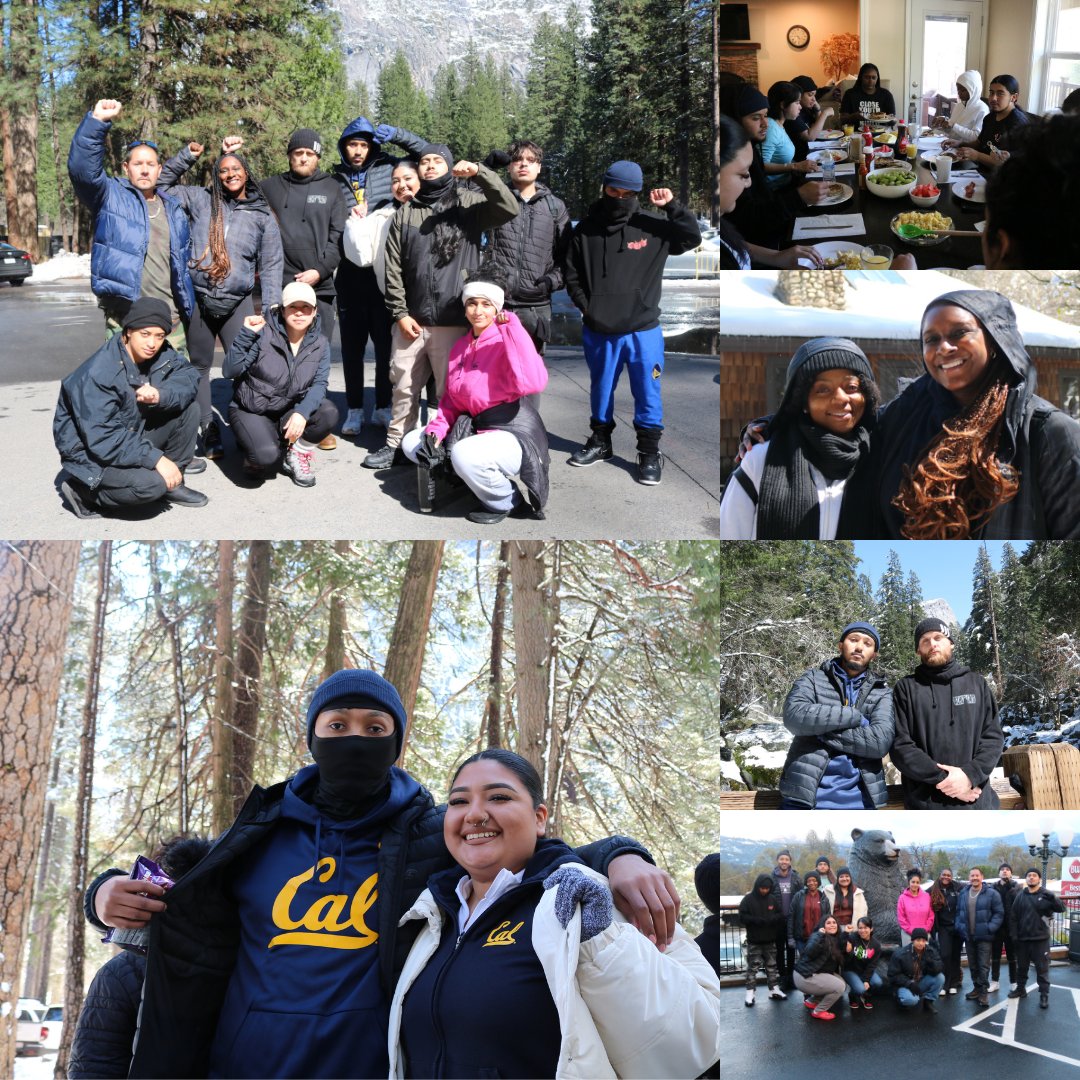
[804,871,822,886]
[462,280,505,312]
[731,83,770,118]
[1025,867,1041,878]
[998,862,1012,872]
[914,618,951,647]
[776,848,792,860]
[836,866,853,880]
[305,669,408,753]
[601,160,643,192]
[840,621,881,649]
[418,142,454,170]
[791,75,818,94]
[122,297,172,332]
[816,856,832,868]
[281,281,318,308]
[911,927,929,941]
[777,338,874,419]
[287,128,323,156]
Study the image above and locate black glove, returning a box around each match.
[414,432,446,468]
[483,149,512,170]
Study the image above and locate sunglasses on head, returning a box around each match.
[127,139,159,151]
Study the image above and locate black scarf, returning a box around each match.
[413,171,455,207]
[309,734,397,820]
[757,417,871,538]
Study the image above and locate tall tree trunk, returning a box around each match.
[211,541,236,835]
[0,541,80,1078]
[711,0,720,226]
[385,541,444,762]
[231,541,272,815]
[323,540,350,679]
[2,0,42,257]
[483,543,511,749]
[55,542,111,1079]
[42,15,72,249]
[136,0,161,134]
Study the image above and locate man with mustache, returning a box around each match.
[778,622,894,809]
[890,619,1004,808]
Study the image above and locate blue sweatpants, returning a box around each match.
[582,325,665,428]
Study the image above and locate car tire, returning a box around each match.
[11,278,26,286]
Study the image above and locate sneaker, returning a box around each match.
[768,988,787,1000]
[341,408,364,436]
[362,444,403,470]
[164,484,208,507]
[1007,988,1026,999]
[965,989,980,1000]
[849,996,860,1010]
[948,987,958,995]
[939,988,948,997]
[569,435,613,467]
[977,994,989,1008]
[745,989,755,1007]
[636,451,663,485]
[317,433,337,450]
[282,445,316,487]
[810,1010,835,1021]
[185,457,207,474]
[1039,993,1048,1009]
[861,998,873,1010]
[371,406,393,429]
[803,999,817,1010]
[988,981,999,992]
[60,477,101,519]
[202,421,224,460]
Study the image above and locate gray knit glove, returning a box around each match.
[544,866,613,942]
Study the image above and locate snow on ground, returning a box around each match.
[27,252,91,283]
[15,1051,56,1080]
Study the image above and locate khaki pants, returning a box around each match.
[386,324,460,448]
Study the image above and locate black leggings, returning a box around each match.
[187,297,254,428]
[228,398,339,469]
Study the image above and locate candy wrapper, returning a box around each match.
[101,855,176,955]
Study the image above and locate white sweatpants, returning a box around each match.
[402,428,523,512]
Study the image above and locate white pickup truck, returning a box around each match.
[16,1002,47,1056]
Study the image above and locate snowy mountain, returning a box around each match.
[718,834,1034,867]
[922,597,960,628]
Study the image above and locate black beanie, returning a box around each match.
[418,142,454,170]
[791,75,818,94]
[287,128,323,156]
[911,927,929,941]
[776,338,875,419]
[915,618,951,647]
[731,83,769,117]
[122,296,172,332]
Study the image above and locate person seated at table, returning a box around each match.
[721,85,831,251]
[840,64,896,123]
[763,82,817,184]
[944,75,1030,171]
[715,116,824,269]
[719,338,879,539]
[982,113,1080,269]
[786,77,836,154]
[931,70,990,144]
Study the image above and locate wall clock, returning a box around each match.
[787,24,810,49]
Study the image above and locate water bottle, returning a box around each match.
[823,155,836,186]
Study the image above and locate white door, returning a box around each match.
[906,0,986,126]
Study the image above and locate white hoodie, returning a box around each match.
[948,70,991,143]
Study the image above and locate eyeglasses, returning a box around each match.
[127,139,159,151]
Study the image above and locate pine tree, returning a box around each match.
[454,46,510,161]
[873,551,914,681]
[376,51,431,136]
[428,65,461,147]
[965,546,1003,694]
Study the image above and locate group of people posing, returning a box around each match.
[716,62,1080,269]
[719,289,1080,539]
[743,854,1065,1020]
[54,98,702,523]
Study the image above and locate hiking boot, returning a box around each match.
[341,408,364,436]
[965,989,981,1000]
[1039,993,1048,1009]
[569,421,615,467]
[202,421,224,460]
[60,477,101,519]
[317,433,337,450]
[164,484,208,507]
[977,994,989,1007]
[371,406,393,429]
[282,444,316,487]
[184,456,207,474]
[768,988,787,1000]
[636,451,663,485]
[362,444,404,470]
[745,989,755,1007]
[1007,988,1027,999]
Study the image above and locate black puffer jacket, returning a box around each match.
[1008,886,1064,940]
[739,874,787,944]
[866,289,1080,539]
[778,660,894,809]
[890,658,1003,808]
[887,941,943,989]
[68,950,145,1079]
[487,184,572,307]
[793,929,843,977]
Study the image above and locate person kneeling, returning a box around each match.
[55,296,206,518]
[401,270,549,524]
[222,281,338,487]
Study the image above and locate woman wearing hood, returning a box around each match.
[157,136,283,461]
[719,338,880,538]
[931,70,990,144]
[865,290,1080,538]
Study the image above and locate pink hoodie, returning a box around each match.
[897,886,935,935]
[425,310,548,443]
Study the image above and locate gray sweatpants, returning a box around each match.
[794,970,846,1012]
[402,428,522,512]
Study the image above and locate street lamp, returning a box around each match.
[1023,819,1074,883]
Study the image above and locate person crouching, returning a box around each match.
[222,281,339,486]
[401,269,550,524]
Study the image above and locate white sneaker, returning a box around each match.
[988,981,1000,992]
[768,988,787,1000]
[745,989,755,1007]
[1009,983,1017,992]
[948,987,958,995]
[341,408,363,435]
[939,988,948,997]
[371,406,393,429]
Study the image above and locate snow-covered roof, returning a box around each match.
[720,271,1080,349]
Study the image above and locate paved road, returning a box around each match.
[1,280,720,539]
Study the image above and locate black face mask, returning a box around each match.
[602,194,637,222]
[310,735,397,819]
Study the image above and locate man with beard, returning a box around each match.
[778,622,894,810]
[564,160,701,486]
[990,862,1022,992]
[771,850,802,991]
[1008,867,1065,1009]
[890,619,1004,808]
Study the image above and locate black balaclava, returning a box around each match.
[601,193,638,224]
[415,142,456,205]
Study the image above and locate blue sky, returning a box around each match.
[851,541,1021,623]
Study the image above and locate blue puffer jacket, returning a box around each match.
[68,112,195,321]
[955,884,1004,943]
[53,333,200,488]
[157,145,284,313]
[331,117,428,212]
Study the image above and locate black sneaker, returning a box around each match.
[569,436,613,467]
[636,451,663,485]
[202,421,224,460]
[1007,988,1026,999]
[467,507,509,525]
[184,457,207,475]
[164,484,208,507]
[60,478,101,519]
[1039,993,1048,1009]
[362,444,403,470]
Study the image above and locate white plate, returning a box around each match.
[952,177,987,204]
[817,182,854,207]
[818,129,845,140]
[808,149,847,165]
[797,240,865,268]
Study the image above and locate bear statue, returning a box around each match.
[847,827,907,946]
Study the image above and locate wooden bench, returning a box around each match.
[718,776,1023,809]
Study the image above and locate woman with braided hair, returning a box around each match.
[867,290,1080,538]
[157,136,283,460]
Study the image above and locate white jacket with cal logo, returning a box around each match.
[387,864,722,1078]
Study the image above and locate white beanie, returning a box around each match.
[462,280,505,311]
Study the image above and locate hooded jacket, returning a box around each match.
[955,883,1004,942]
[331,118,427,213]
[842,930,883,981]
[897,887,935,936]
[68,112,195,321]
[740,874,787,943]
[787,886,831,946]
[948,71,991,144]
[261,167,347,297]
[992,874,1023,926]
[54,333,200,489]
[778,659,893,809]
[887,941,943,988]
[793,928,843,977]
[564,197,701,334]
[388,849,722,1079]
[487,183,572,306]
[1008,885,1064,941]
[157,145,284,312]
[890,657,1003,808]
[223,307,330,420]
[382,163,519,326]
[867,290,1080,539]
[770,866,803,917]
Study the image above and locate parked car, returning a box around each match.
[41,1003,64,1052]
[16,1003,47,1057]
[0,241,33,285]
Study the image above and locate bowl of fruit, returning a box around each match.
[866,167,916,199]
[910,183,941,208]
